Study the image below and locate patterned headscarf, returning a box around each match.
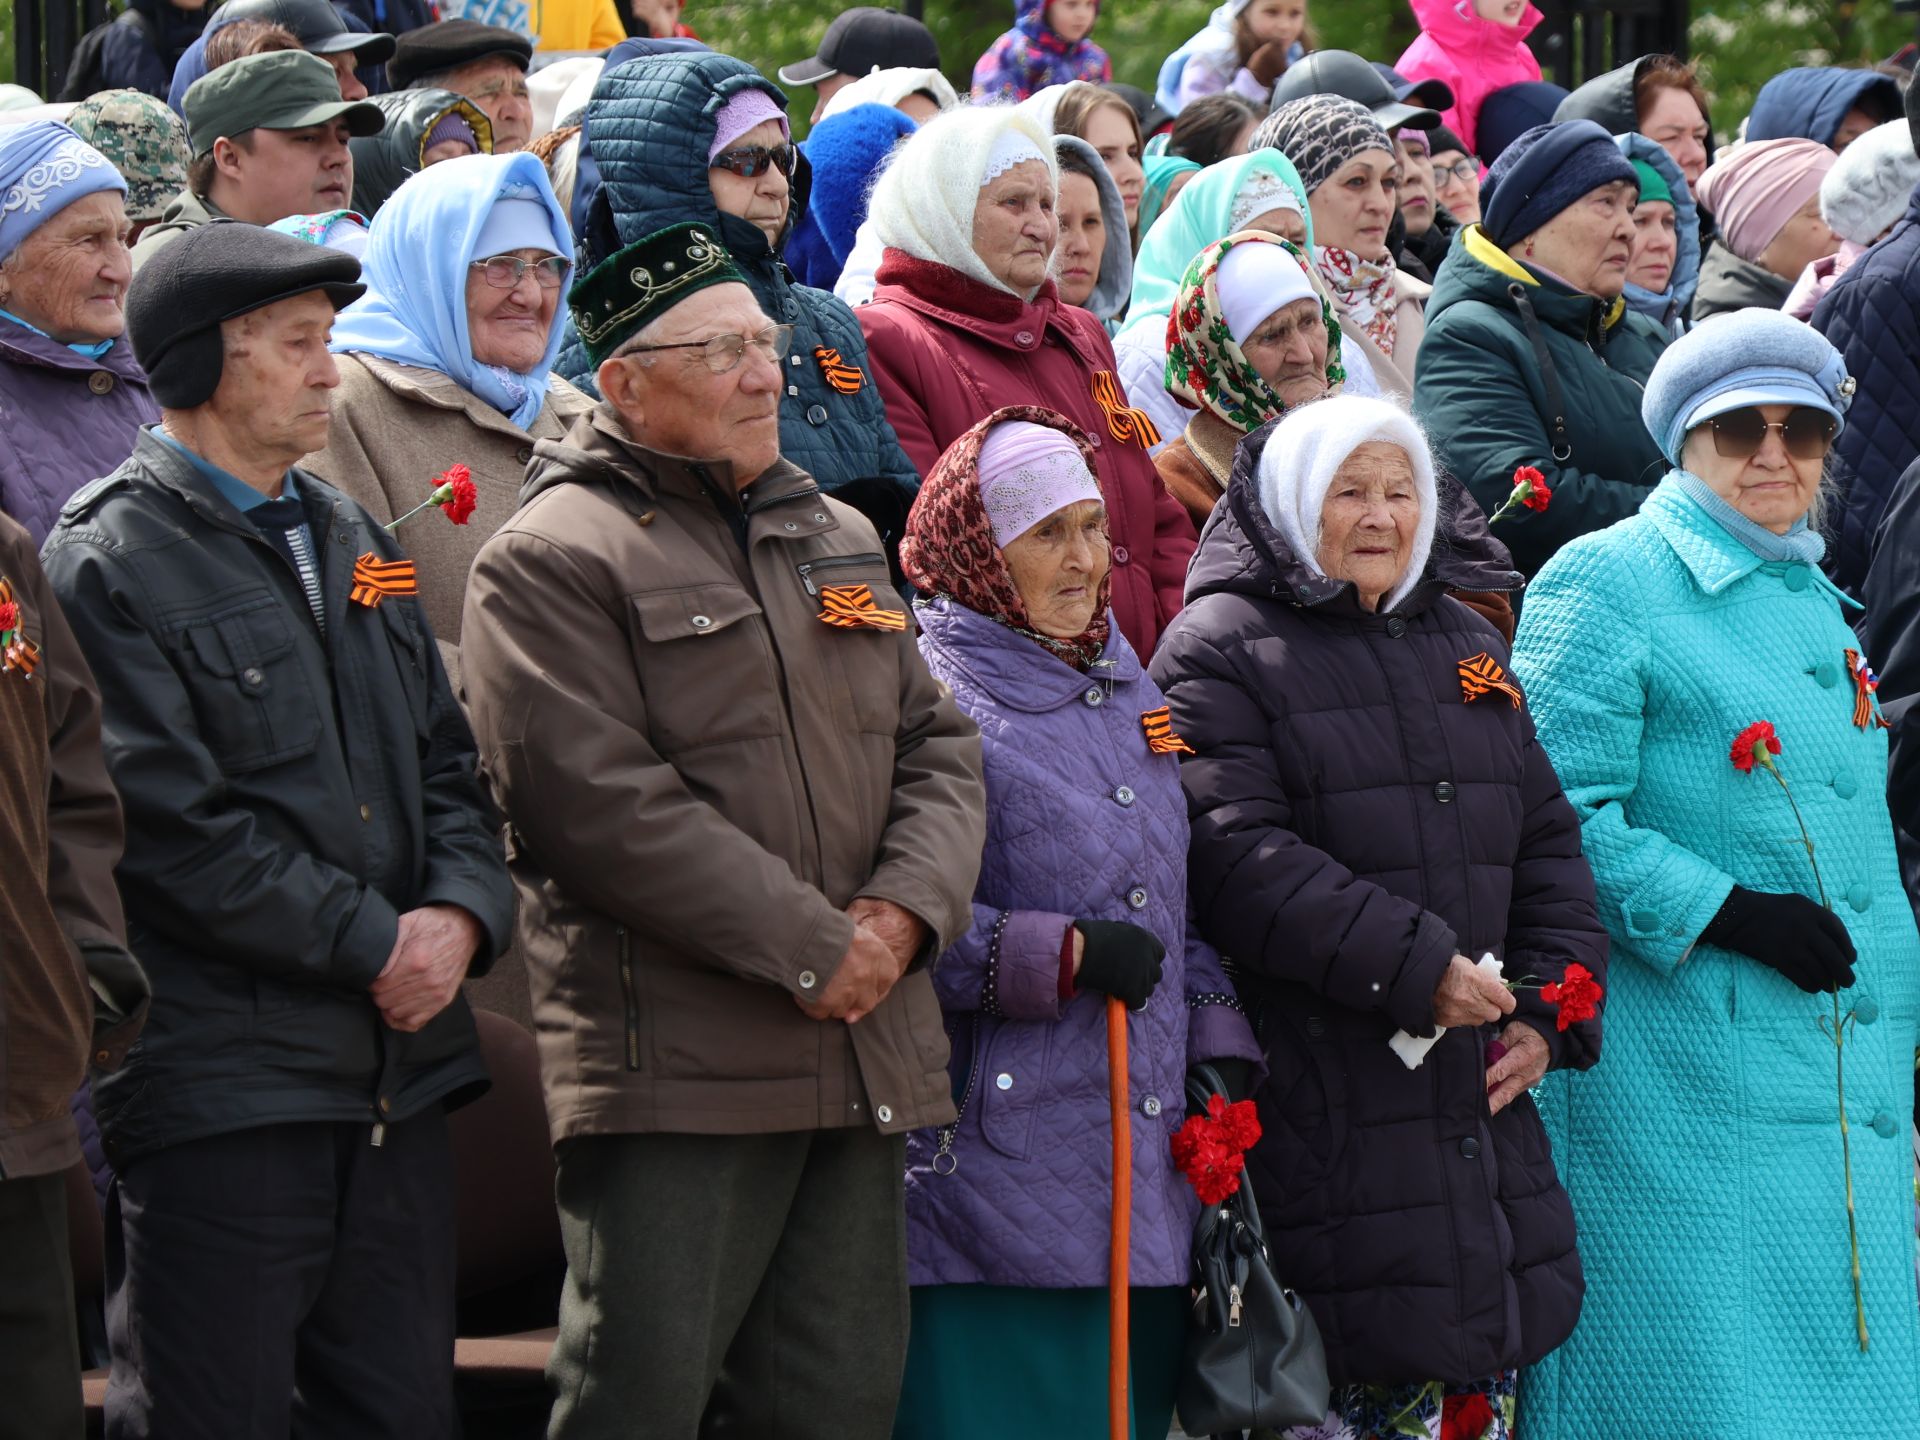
[1166,232,1345,433]
[902,405,1114,671]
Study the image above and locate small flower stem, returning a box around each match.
[1763,760,1829,908]
[384,496,438,532]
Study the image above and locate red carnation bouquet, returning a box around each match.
[386,464,478,531]
[1487,464,1552,524]
[1171,1093,1262,1206]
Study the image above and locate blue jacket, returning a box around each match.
[1748,66,1903,148]
[80,0,207,102]
[556,53,921,530]
[1512,476,1920,1437]
[1812,185,1920,599]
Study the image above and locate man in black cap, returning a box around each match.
[195,0,398,103]
[44,221,514,1439]
[134,50,385,270]
[390,19,535,153]
[777,6,941,123]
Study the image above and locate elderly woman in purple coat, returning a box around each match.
[0,121,158,544]
[892,404,1262,1440]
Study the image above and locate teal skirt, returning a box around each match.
[893,1284,1188,1440]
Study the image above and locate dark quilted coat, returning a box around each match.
[1148,440,1609,1387]
[555,54,920,530]
[1812,187,1920,600]
[903,597,1261,1289]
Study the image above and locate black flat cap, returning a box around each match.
[389,20,534,90]
[128,221,365,410]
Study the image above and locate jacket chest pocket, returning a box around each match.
[629,583,782,753]
[179,600,322,772]
[794,552,904,735]
[378,602,432,738]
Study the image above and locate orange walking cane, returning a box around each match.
[1107,996,1131,1440]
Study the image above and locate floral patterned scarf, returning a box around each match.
[1315,243,1400,358]
[1166,233,1346,434]
[900,405,1112,671]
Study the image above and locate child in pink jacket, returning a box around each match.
[1394,0,1543,156]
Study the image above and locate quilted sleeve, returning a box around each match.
[1511,536,1735,976]
[933,904,1076,1021]
[1181,913,1264,1075]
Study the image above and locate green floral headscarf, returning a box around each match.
[1165,231,1346,434]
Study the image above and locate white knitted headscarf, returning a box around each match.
[1256,395,1438,612]
[818,66,960,124]
[868,104,1060,295]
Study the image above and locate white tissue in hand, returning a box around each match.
[1388,954,1504,1070]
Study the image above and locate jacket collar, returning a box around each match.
[0,318,149,380]
[1641,474,1859,608]
[128,426,338,543]
[915,594,1141,713]
[871,249,1079,356]
[1459,225,1628,335]
[349,354,591,441]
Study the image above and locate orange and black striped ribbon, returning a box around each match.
[1092,371,1161,450]
[1459,652,1523,709]
[813,346,865,394]
[1141,706,1195,755]
[4,635,38,678]
[1845,648,1891,730]
[817,583,908,632]
[350,553,419,608]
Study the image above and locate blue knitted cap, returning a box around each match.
[1480,119,1638,250]
[1642,309,1855,465]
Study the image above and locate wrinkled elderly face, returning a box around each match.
[466,246,565,372]
[0,190,132,344]
[1681,402,1833,535]
[708,118,791,248]
[1001,499,1110,638]
[1241,204,1306,244]
[1516,179,1636,300]
[973,158,1058,296]
[207,289,341,465]
[596,282,783,486]
[1316,440,1420,610]
[1239,295,1330,408]
[440,58,532,153]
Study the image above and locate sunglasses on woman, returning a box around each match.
[470,254,572,290]
[710,143,798,180]
[1707,406,1838,461]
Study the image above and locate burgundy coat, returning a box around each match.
[858,250,1197,659]
[1148,446,1608,1387]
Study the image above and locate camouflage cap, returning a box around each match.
[63,89,191,225]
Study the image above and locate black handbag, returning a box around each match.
[1175,1065,1332,1440]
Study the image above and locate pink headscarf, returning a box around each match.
[1694,138,1835,263]
[977,419,1103,545]
[708,91,789,161]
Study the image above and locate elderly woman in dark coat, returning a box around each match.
[1150,394,1609,1440]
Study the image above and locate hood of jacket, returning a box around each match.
[1692,240,1793,321]
[1616,131,1700,328]
[350,90,494,218]
[1552,57,1639,134]
[1426,222,1630,347]
[1053,134,1132,324]
[1185,411,1519,617]
[1748,66,1902,148]
[1407,0,1543,55]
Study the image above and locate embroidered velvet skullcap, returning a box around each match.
[0,122,126,261]
[1641,308,1853,466]
[1693,138,1834,264]
[1252,95,1391,197]
[977,419,1103,546]
[708,90,789,162]
[1216,238,1318,343]
[1479,119,1638,251]
[1256,394,1438,612]
[567,221,747,368]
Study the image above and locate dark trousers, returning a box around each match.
[547,1127,909,1440]
[104,1113,457,1440]
[0,1171,83,1440]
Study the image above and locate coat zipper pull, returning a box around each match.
[370,1122,386,1147]
[1228,1282,1243,1327]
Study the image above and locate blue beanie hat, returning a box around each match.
[1641,309,1855,466]
[801,102,919,267]
[1476,81,1570,165]
[1480,120,1640,251]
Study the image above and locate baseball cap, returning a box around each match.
[1371,62,1456,117]
[183,50,386,158]
[1270,50,1442,131]
[208,0,396,64]
[777,7,940,87]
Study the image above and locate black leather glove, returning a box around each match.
[1699,885,1857,993]
[1073,920,1166,1010]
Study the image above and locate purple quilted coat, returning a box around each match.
[1149,440,1610,1387]
[0,325,157,546]
[904,596,1262,1289]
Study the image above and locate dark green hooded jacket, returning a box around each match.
[349,90,494,218]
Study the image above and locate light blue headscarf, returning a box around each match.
[330,152,573,432]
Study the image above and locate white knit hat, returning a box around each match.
[818,66,959,124]
[1256,395,1438,612]
[868,104,1060,295]
[1821,119,1920,247]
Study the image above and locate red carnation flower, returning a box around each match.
[1440,1391,1496,1440]
[1729,719,1782,774]
[435,465,477,526]
[0,601,19,633]
[1540,962,1603,1032]
[1517,466,1551,512]
[1171,1093,1263,1206]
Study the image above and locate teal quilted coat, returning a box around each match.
[1511,477,1920,1436]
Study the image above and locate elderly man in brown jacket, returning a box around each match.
[0,511,148,1440]
[462,222,985,1439]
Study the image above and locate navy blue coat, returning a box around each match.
[1812,186,1920,599]
[1747,66,1902,148]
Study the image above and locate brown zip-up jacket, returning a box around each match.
[0,514,147,1179]
[461,406,984,1141]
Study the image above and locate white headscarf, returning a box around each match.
[1256,395,1438,612]
[819,66,960,124]
[868,105,1060,295]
